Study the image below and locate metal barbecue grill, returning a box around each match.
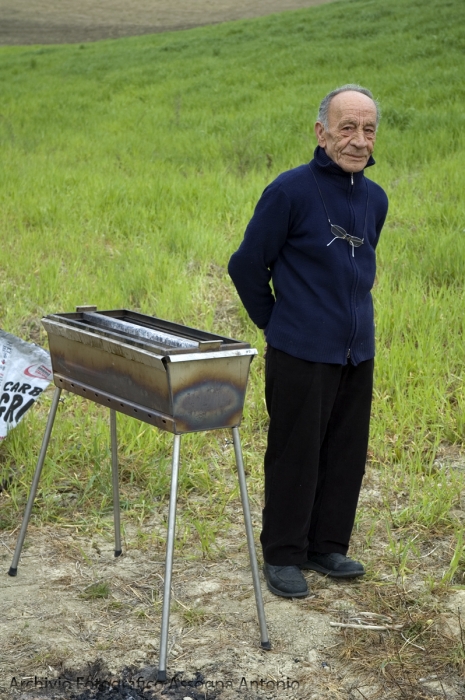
[8,306,270,679]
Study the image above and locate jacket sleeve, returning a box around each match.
[372,185,389,250]
[228,183,291,329]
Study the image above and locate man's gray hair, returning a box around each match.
[317,84,381,129]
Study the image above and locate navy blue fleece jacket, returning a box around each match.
[228,146,388,365]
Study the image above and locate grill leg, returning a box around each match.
[110,409,122,557]
[157,433,181,682]
[8,387,62,576]
[231,426,271,650]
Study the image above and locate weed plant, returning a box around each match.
[1,0,465,693]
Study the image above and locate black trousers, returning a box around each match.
[260,346,374,566]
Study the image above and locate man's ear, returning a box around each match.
[314,122,326,148]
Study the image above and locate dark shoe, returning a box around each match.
[302,552,365,579]
[263,563,309,598]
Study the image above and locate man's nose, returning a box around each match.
[350,128,369,147]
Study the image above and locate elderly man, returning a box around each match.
[228,85,388,598]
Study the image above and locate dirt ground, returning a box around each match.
[3,448,463,700]
[0,506,351,700]
[0,0,336,45]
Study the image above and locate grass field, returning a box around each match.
[1,0,465,692]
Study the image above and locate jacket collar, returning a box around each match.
[312,145,375,181]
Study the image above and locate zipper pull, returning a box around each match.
[351,173,354,185]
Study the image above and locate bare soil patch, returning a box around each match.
[0,0,336,46]
[0,424,415,700]
[1,511,351,700]
[3,455,465,700]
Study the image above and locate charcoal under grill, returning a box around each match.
[8,307,270,679]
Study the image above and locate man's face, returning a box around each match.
[314,91,377,173]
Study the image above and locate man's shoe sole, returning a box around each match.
[264,580,309,598]
[263,564,309,598]
[302,561,365,579]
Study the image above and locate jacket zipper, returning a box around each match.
[346,173,358,361]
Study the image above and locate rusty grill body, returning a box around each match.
[8,308,270,679]
[43,308,256,434]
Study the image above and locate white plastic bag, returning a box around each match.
[0,330,53,439]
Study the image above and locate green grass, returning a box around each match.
[1,0,465,692]
[79,580,111,600]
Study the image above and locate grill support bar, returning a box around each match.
[157,433,181,682]
[232,427,271,651]
[8,386,62,576]
[110,409,122,557]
